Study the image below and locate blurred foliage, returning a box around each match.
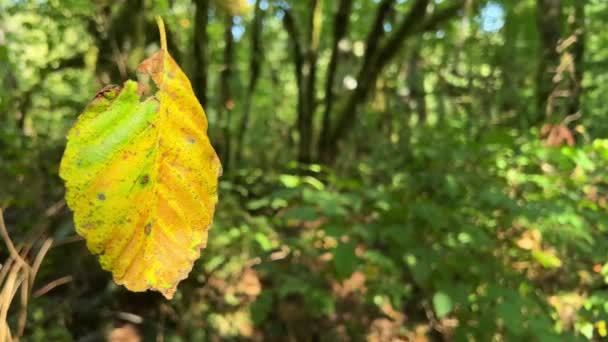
[2,0,608,341]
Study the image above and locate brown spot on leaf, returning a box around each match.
[140,175,150,185]
[144,223,153,236]
[94,85,121,100]
[97,193,106,201]
[82,222,95,230]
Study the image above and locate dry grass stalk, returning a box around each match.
[0,209,53,342]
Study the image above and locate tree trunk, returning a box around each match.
[568,0,585,117]
[219,15,235,172]
[299,0,323,164]
[281,8,305,159]
[88,0,146,83]
[318,0,354,161]
[235,0,264,166]
[407,44,427,124]
[193,0,210,108]
[318,0,395,163]
[320,0,464,164]
[282,1,324,165]
[535,0,562,123]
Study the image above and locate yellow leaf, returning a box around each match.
[597,320,607,338]
[213,0,251,15]
[59,17,221,299]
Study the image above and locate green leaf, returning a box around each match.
[497,300,522,334]
[432,292,453,319]
[254,232,273,251]
[250,291,273,325]
[303,176,325,190]
[333,242,358,280]
[279,174,300,188]
[283,205,318,221]
[532,250,562,269]
[579,322,594,339]
[247,198,270,210]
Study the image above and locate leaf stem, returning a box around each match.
[156,16,168,52]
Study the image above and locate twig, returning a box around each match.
[44,200,65,217]
[0,209,30,272]
[17,272,28,338]
[30,238,53,291]
[563,112,582,126]
[0,265,25,342]
[32,276,73,298]
[51,235,84,249]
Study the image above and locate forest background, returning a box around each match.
[2,0,608,341]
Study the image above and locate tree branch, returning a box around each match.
[374,0,430,66]
[360,0,396,79]
[235,0,265,165]
[323,0,466,163]
[319,0,355,158]
[299,0,324,163]
[282,7,303,89]
[420,0,466,32]
[193,0,210,107]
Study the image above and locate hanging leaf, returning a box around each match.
[59,17,221,299]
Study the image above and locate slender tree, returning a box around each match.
[535,0,562,123]
[235,0,265,166]
[320,0,465,163]
[318,0,355,161]
[193,0,210,108]
[407,43,427,124]
[219,15,235,172]
[568,0,585,117]
[282,1,324,164]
